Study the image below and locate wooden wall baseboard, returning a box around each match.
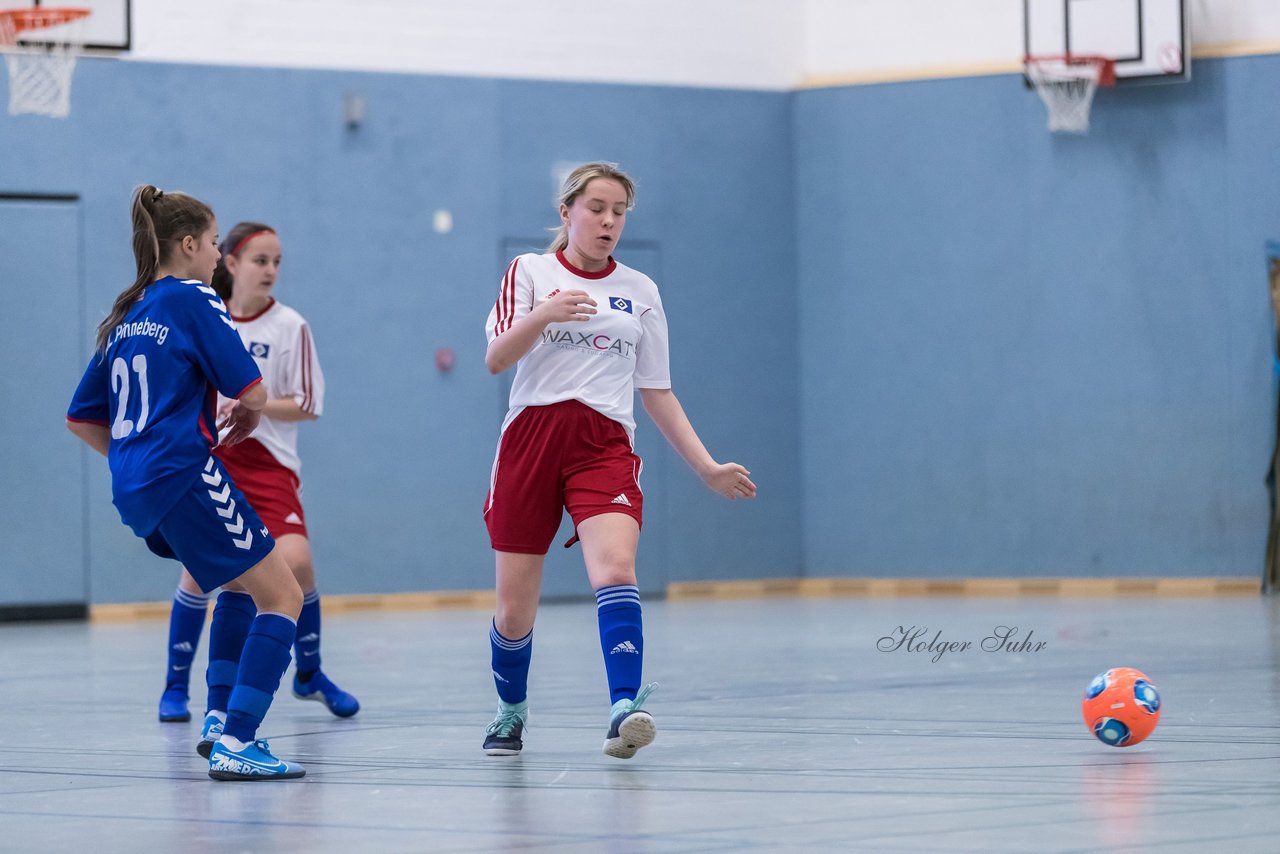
[665,576,1261,601]
[87,576,1260,622]
[90,589,497,623]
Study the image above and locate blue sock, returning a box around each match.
[294,589,322,677]
[206,591,256,714]
[165,587,210,690]
[223,612,298,744]
[490,619,532,704]
[596,584,643,705]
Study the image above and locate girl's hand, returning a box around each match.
[216,397,236,423]
[218,402,261,446]
[702,462,757,500]
[535,289,597,323]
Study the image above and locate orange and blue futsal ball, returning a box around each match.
[1082,667,1161,747]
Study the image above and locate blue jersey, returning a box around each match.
[68,276,263,536]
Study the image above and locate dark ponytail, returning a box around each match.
[94,185,215,353]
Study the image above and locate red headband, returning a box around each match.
[228,228,276,258]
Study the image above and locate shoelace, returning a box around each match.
[622,682,658,715]
[215,738,272,756]
[486,708,525,737]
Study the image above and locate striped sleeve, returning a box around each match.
[485,256,534,344]
[292,321,325,416]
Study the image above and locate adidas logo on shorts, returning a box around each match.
[611,494,631,507]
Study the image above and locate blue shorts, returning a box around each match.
[144,455,276,593]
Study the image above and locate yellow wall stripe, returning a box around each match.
[89,576,1258,621]
[666,576,1260,600]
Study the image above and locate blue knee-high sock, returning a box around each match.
[165,587,210,690]
[206,591,256,714]
[222,612,298,744]
[490,619,532,704]
[596,585,643,705]
[294,589,322,676]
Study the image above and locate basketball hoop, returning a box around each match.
[1024,55,1116,134]
[0,7,90,118]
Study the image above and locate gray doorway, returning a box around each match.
[0,195,88,614]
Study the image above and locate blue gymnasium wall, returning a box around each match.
[7,52,1275,605]
[795,55,1280,578]
[0,60,799,604]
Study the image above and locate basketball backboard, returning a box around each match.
[1024,0,1189,85]
[11,0,129,52]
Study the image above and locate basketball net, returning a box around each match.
[1025,55,1115,134]
[0,8,90,118]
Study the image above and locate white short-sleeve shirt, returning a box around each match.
[486,251,670,440]
[217,298,324,477]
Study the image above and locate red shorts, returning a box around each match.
[485,399,643,554]
[214,438,308,539]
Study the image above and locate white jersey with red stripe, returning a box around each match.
[217,298,324,478]
[486,251,671,440]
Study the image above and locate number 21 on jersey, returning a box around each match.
[111,354,150,439]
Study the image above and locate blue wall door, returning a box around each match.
[0,198,88,607]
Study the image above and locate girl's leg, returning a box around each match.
[207,547,305,780]
[483,550,544,755]
[197,587,256,757]
[276,533,359,717]
[158,568,210,722]
[578,512,656,760]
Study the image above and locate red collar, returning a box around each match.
[230,298,275,323]
[556,250,616,279]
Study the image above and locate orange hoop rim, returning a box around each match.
[1025,54,1117,88]
[0,7,91,33]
